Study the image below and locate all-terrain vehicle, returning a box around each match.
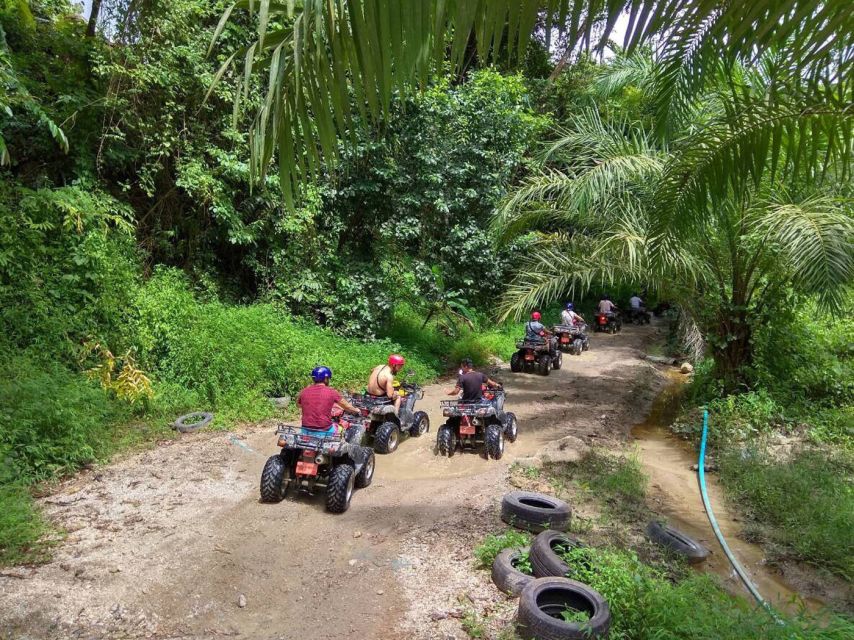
[626,307,651,325]
[594,312,622,334]
[552,323,590,355]
[349,377,430,454]
[260,424,375,513]
[510,338,562,375]
[437,388,518,459]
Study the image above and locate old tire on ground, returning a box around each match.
[646,521,709,564]
[437,424,456,456]
[492,547,534,596]
[503,412,519,443]
[501,491,571,532]
[530,530,585,578]
[409,410,430,437]
[326,464,355,513]
[538,355,551,376]
[173,411,213,433]
[510,351,523,372]
[516,577,610,640]
[259,454,288,503]
[485,423,505,460]
[354,450,375,489]
[552,351,563,370]
[373,421,400,454]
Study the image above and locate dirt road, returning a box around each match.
[1,324,664,640]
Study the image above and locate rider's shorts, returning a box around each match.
[300,424,340,436]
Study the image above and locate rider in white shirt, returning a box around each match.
[597,296,617,315]
[560,302,585,326]
[629,293,643,310]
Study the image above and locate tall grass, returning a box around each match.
[719,448,854,580]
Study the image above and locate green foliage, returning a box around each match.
[0,484,50,566]
[0,352,130,484]
[549,450,648,516]
[562,546,854,639]
[473,529,531,568]
[718,448,854,580]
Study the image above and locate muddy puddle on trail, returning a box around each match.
[631,371,824,613]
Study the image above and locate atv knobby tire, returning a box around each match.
[437,424,457,457]
[374,421,400,454]
[326,464,355,513]
[503,412,519,443]
[409,410,429,437]
[501,491,571,532]
[510,351,523,372]
[259,454,288,503]
[530,530,585,578]
[552,351,563,370]
[485,423,505,460]
[492,547,534,596]
[646,521,709,564]
[355,450,375,489]
[516,577,611,640]
[538,355,551,376]
[572,339,583,355]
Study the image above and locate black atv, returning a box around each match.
[594,312,622,334]
[626,307,651,325]
[437,388,518,459]
[349,379,430,454]
[510,338,562,375]
[260,424,375,513]
[552,323,590,355]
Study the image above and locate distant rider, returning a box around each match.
[366,354,406,414]
[629,292,646,320]
[525,311,556,356]
[296,366,361,441]
[560,302,585,326]
[598,296,618,317]
[447,358,502,403]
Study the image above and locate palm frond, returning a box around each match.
[751,196,854,310]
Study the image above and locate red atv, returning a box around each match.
[260,424,375,513]
[436,388,518,459]
[510,339,562,375]
[595,312,622,334]
[552,323,590,355]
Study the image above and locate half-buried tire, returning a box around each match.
[530,530,585,578]
[646,521,709,564]
[501,491,571,533]
[173,411,213,433]
[492,547,534,596]
[516,577,610,640]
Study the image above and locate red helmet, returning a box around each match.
[531,311,542,321]
[388,354,405,367]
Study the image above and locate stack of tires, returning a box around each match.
[493,492,611,639]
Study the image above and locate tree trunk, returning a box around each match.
[86,0,103,38]
[712,311,753,392]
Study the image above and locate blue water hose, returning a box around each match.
[698,409,781,620]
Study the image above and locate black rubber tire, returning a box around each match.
[530,530,585,578]
[501,492,571,533]
[354,450,375,489]
[538,355,551,376]
[582,338,590,352]
[516,577,611,640]
[373,421,400,454]
[510,351,523,372]
[173,412,213,433]
[552,351,562,370]
[646,521,709,564]
[326,464,355,513]
[259,454,287,503]
[503,412,519,443]
[492,547,534,596]
[572,339,583,355]
[409,410,429,437]
[437,424,456,457]
[485,423,505,460]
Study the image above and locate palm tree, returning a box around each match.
[209,1,853,206]
[494,54,853,387]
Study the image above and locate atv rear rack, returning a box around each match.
[516,339,551,351]
[275,424,346,453]
[440,400,497,418]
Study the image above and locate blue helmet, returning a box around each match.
[565,302,574,310]
[311,366,332,383]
